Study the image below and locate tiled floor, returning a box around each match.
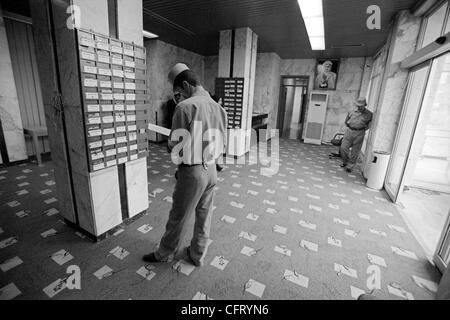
[0,140,442,300]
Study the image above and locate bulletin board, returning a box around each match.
[215,78,244,129]
[76,29,149,172]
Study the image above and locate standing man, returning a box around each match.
[143,63,227,267]
[340,98,373,173]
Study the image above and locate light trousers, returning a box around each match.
[155,164,217,266]
[340,128,366,169]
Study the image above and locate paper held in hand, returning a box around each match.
[148,123,171,137]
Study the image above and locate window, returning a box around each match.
[420,1,450,49]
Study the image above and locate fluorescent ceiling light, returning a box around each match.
[298,0,325,50]
[304,17,324,37]
[143,30,159,39]
[298,0,323,18]
[310,37,325,50]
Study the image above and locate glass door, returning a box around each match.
[402,53,450,194]
[384,62,431,201]
[435,211,450,273]
[385,52,450,258]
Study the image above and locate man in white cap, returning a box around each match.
[143,63,227,267]
[340,97,373,172]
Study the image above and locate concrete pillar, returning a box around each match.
[30,0,148,238]
[363,10,421,174]
[218,30,232,77]
[218,28,258,156]
[0,4,27,163]
[359,57,374,99]
[29,0,77,222]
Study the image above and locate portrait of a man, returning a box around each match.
[314,59,340,90]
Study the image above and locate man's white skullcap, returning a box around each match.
[168,63,190,83]
[356,97,368,107]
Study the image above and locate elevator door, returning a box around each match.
[277,77,308,139]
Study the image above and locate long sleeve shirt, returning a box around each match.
[345,108,373,131]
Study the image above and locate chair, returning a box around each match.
[329,133,344,159]
[23,125,48,166]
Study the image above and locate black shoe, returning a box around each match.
[340,163,347,168]
[142,252,162,263]
[186,247,201,267]
[346,168,352,173]
[216,164,224,173]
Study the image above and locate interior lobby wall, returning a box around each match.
[204,55,219,94]
[253,52,281,131]
[280,57,373,142]
[199,52,283,133]
[145,39,373,145]
[145,39,205,140]
[363,10,422,168]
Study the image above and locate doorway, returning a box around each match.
[4,15,49,158]
[385,52,450,259]
[277,76,309,140]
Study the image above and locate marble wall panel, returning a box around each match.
[369,11,421,155]
[0,5,27,162]
[30,0,77,222]
[117,0,143,46]
[204,55,219,93]
[51,0,90,176]
[360,58,374,98]
[146,39,206,141]
[72,0,109,36]
[218,30,232,77]
[246,31,258,141]
[253,52,281,130]
[146,39,205,107]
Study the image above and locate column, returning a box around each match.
[30,0,148,238]
[218,27,258,157]
[363,10,421,174]
[116,0,148,218]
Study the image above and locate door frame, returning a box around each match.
[435,210,450,273]
[384,61,432,202]
[276,76,309,138]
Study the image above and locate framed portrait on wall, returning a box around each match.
[314,59,340,90]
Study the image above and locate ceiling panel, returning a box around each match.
[143,0,421,58]
[1,0,31,17]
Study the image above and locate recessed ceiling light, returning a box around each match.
[143,30,159,39]
[297,0,325,50]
